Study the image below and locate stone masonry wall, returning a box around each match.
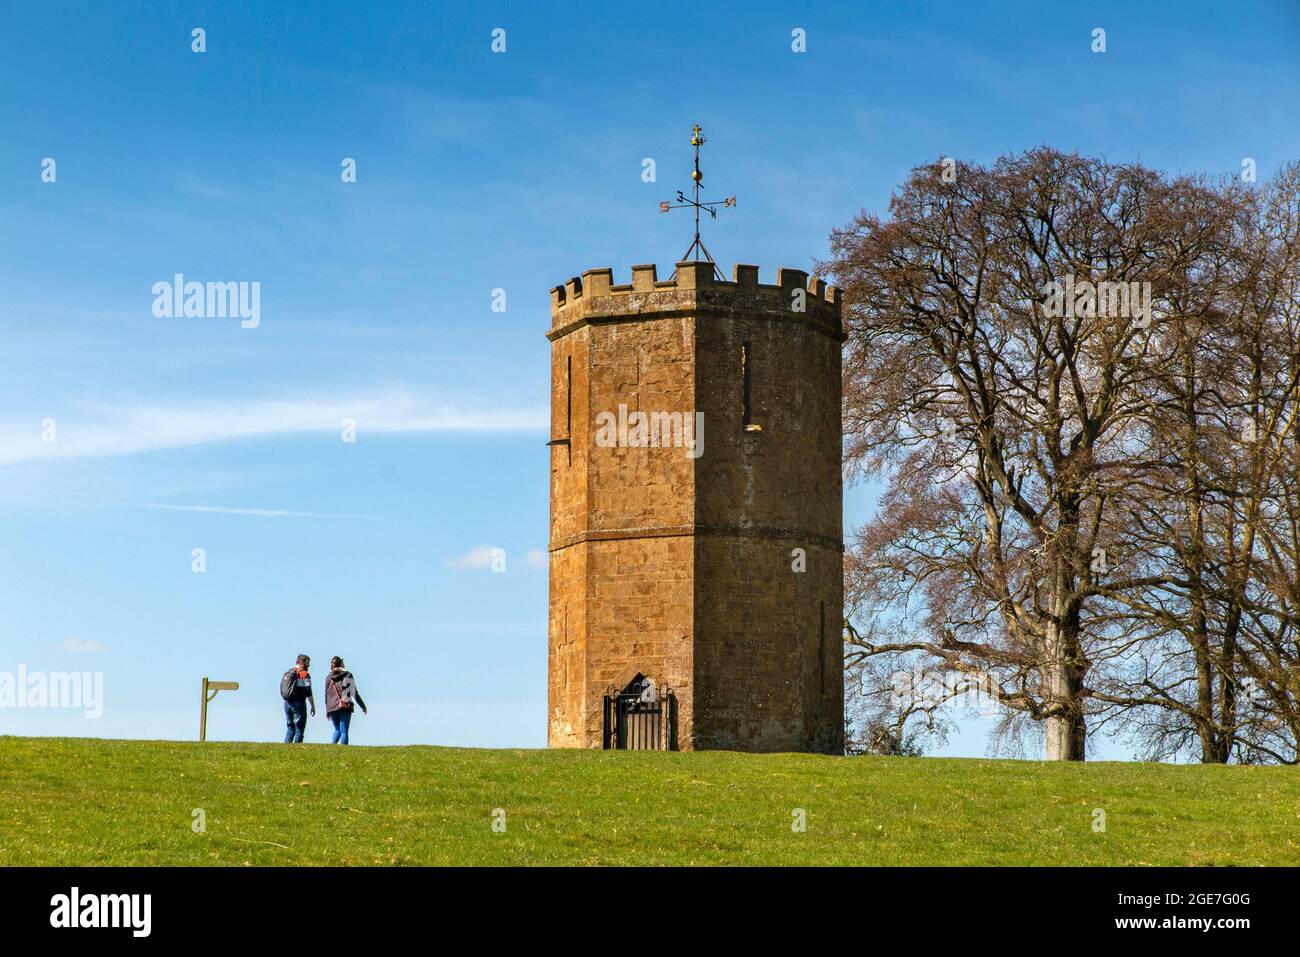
[547,262,844,752]
[692,279,844,751]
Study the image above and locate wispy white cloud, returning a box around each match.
[0,387,547,467]
[0,495,373,520]
[61,636,106,653]
[444,544,547,571]
[444,544,503,570]
[137,502,371,519]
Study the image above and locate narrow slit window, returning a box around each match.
[741,341,762,432]
[548,354,573,465]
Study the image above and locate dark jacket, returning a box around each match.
[286,668,313,704]
[325,669,366,715]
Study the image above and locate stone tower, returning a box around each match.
[546,261,844,753]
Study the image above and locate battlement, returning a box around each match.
[549,262,842,332]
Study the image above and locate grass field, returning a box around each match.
[2,736,1297,865]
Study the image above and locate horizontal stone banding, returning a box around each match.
[549,523,843,553]
[546,304,845,344]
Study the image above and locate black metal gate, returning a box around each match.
[603,673,677,750]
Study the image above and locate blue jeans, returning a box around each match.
[329,710,352,744]
[284,699,308,743]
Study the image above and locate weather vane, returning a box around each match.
[659,124,736,279]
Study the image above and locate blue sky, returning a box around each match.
[1,1,1297,753]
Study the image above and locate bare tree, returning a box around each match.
[827,148,1232,760]
[1215,165,1300,762]
[1082,176,1245,762]
[1086,166,1300,763]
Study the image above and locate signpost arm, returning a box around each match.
[198,679,238,742]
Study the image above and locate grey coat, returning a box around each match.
[324,669,366,715]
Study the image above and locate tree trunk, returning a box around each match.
[1189,608,1221,763]
[1043,505,1087,761]
[1183,347,1232,764]
[1044,681,1087,760]
[1044,620,1087,761]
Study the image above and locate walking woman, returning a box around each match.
[324,656,368,744]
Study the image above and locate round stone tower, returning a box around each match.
[546,260,844,753]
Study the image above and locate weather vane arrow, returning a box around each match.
[659,124,736,279]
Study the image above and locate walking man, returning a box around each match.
[279,654,315,743]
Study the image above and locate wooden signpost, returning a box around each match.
[199,677,239,742]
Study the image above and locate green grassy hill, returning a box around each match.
[2,736,1296,866]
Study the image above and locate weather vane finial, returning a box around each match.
[659,123,736,279]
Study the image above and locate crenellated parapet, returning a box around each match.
[548,262,843,341]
